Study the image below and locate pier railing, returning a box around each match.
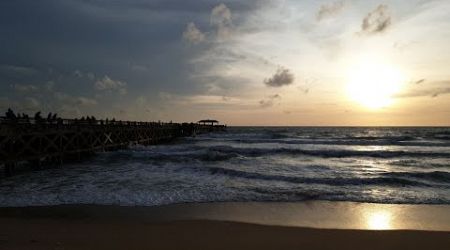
[0,117,226,176]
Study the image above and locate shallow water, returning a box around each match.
[0,127,449,206]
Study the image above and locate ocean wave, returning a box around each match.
[224,127,450,142]
[387,171,450,183]
[228,138,450,147]
[391,159,450,169]
[203,166,446,187]
[203,145,450,159]
[119,144,450,164]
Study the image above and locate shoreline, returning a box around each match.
[1,219,449,250]
[1,201,450,231]
[1,201,450,249]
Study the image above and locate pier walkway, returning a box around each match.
[0,117,226,176]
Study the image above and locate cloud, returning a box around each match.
[13,81,55,93]
[211,3,233,40]
[298,87,310,94]
[393,41,418,52]
[182,3,236,44]
[0,64,37,75]
[316,1,345,21]
[94,75,127,94]
[182,22,206,44]
[87,72,96,81]
[414,79,426,84]
[264,67,295,87]
[23,97,40,110]
[360,4,391,34]
[396,81,450,98]
[259,94,281,108]
[398,88,450,98]
[14,84,39,92]
[0,97,11,110]
[54,91,96,103]
[130,64,149,72]
[45,81,55,91]
[73,70,83,78]
[76,97,98,106]
[58,104,81,117]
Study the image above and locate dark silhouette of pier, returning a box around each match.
[0,111,226,177]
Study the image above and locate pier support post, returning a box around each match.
[4,163,14,177]
[57,155,63,168]
[31,160,42,171]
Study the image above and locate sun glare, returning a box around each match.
[346,60,405,109]
[366,210,392,230]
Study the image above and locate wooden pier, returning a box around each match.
[0,117,226,177]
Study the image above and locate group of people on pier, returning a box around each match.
[2,108,157,126]
[3,108,64,124]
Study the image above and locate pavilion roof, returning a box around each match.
[198,119,219,123]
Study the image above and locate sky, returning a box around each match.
[1,0,449,126]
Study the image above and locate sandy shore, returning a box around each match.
[1,201,449,249]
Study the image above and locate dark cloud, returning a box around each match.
[360,4,391,34]
[73,0,262,14]
[316,1,345,21]
[264,67,295,87]
[0,0,266,119]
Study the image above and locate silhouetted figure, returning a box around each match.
[52,113,57,121]
[5,108,16,120]
[23,113,30,123]
[47,112,53,122]
[34,112,43,123]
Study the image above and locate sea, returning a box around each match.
[0,127,449,207]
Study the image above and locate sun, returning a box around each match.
[346,60,405,109]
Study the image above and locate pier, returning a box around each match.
[0,116,226,177]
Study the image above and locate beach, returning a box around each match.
[1,201,450,249]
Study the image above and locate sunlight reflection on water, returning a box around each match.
[366,210,392,230]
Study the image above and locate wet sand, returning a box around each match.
[1,201,450,249]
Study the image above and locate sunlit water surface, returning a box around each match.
[0,127,449,207]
